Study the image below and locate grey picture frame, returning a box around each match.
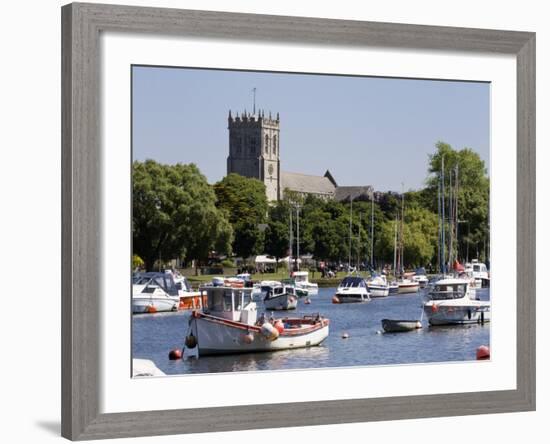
[61,2,536,440]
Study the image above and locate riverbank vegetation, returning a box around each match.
[133,142,489,272]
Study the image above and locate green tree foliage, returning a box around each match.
[133,160,233,271]
[264,220,289,261]
[214,173,268,259]
[426,141,490,261]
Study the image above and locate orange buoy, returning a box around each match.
[476,345,490,360]
[168,348,182,360]
[332,296,340,304]
[431,304,438,313]
[146,305,157,313]
[274,320,285,334]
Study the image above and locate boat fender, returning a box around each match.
[146,305,157,314]
[168,349,182,360]
[261,322,279,341]
[274,320,285,334]
[332,296,340,304]
[185,333,197,349]
[289,296,296,304]
[342,332,349,339]
[415,321,422,329]
[240,332,254,344]
[431,304,438,313]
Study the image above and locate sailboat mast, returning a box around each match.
[448,169,453,267]
[399,184,405,276]
[393,213,398,275]
[370,192,374,269]
[348,197,353,272]
[289,207,293,273]
[437,176,441,273]
[296,204,300,271]
[441,156,446,273]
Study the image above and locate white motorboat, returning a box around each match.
[367,274,390,297]
[397,279,420,294]
[132,272,180,313]
[185,284,329,355]
[264,284,299,310]
[334,276,371,303]
[260,280,282,293]
[412,268,429,288]
[464,260,490,288]
[423,277,490,325]
[291,271,319,295]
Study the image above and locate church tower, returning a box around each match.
[227,110,281,201]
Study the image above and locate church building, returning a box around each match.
[227,110,353,201]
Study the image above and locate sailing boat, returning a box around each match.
[367,193,390,297]
[396,186,419,294]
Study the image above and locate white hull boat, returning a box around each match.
[423,277,490,325]
[397,279,420,294]
[334,276,370,303]
[185,284,329,356]
[367,275,390,298]
[291,271,319,295]
[264,285,299,310]
[132,272,181,314]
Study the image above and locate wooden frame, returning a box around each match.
[62,2,536,440]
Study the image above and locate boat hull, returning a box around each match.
[397,283,419,294]
[381,319,422,333]
[132,297,178,314]
[335,292,370,303]
[367,285,389,297]
[189,314,329,355]
[424,304,490,325]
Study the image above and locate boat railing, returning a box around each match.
[428,290,465,300]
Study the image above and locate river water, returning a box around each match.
[132,287,490,375]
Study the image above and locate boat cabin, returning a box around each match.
[291,271,309,283]
[202,286,257,325]
[429,280,470,300]
[133,272,179,296]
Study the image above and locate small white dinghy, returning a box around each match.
[185,283,329,356]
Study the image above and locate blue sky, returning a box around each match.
[132,66,489,192]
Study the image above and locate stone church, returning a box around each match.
[227,110,373,202]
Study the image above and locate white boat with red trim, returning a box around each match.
[185,284,329,356]
[423,278,490,325]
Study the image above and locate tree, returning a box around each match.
[426,141,490,261]
[132,160,233,271]
[264,220,289,263]
[214,173,268,259]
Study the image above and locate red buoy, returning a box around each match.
[476,345,490,360]
[168,349,182,360]
[332,296,340,304]
[146,305,157,314]
[274,320,285,333]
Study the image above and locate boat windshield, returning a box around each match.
[340,277,366,288]
[293,274,307,283]
[206,288,234,312]
[134,273,179,296]
[430,283,467,300]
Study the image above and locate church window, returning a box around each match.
[273,135,277,155]
[265,135,270,153]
